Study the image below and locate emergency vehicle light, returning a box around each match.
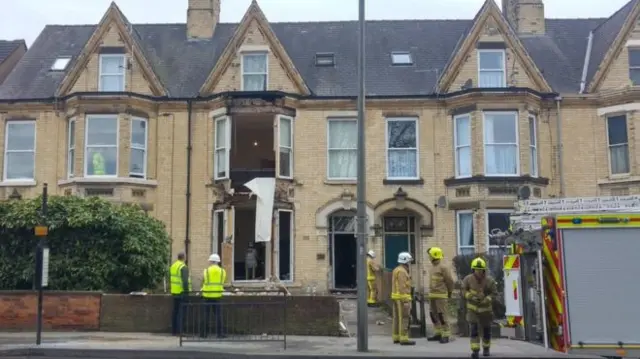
[571,218,582,224]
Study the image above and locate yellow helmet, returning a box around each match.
[427,247,444,260]
[471,257,487,270]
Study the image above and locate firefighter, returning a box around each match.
[366,250,381,306]
[426,247,455,343]
[462,257,497,358]
[391,251,415,346]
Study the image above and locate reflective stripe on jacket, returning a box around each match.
[391,265,411,301]
[428,261,455,299]
[201,265,226,299]
[169,260,191,294]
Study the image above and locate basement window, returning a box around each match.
[391,52,413,66]
[315,52,335,67]
[51,57,71,71]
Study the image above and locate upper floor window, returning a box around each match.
[85,115,118,177]
[478,50,505,88]
[99,54,125,92]
[484,112,518,176]
[386,117,419,179]
[454,114,471,178]
[456,210,474,255]
[529,115,538,177]
[327,119,357,180]
[214,116,231,180]
[67,119,75,178]
[628,48,640,86]
[4,121,36,181]
[130,118,148,179]
[607,115,630,175]
[278,115,293,179]
[242,53,268,91]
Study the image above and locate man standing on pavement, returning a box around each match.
[462,257,497,358]
[169,252,191,336]
[366,250,381,306]
[391,251,415,346]
[201,253,227,338]
[426,247,455,343]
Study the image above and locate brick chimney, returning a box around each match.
[187,0,220,39]
[502,0,545,35]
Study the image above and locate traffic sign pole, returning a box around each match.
[35,183,49,346]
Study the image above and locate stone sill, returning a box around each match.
[324,179,356,185]
[598,175,640,185]
[0,180,37,187]
[58,177,158,187]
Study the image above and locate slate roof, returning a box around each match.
[0,1,633,99]
[0,40,25,65]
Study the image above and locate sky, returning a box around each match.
[1,0,632,47]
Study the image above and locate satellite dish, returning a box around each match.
[518,186,531,200]
[436,195,447,208]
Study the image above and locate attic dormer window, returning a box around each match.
[391,52,413,66]
[315,52,335,67]
[51,57,71,71]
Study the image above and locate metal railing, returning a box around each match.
[179,289,287,349]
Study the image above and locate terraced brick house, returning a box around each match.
[0,0,638,292]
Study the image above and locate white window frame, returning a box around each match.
[483,111,520,176]
[3,120,36,181]
[606,115,630,176]
[211,209,225,254]
[485,209,513,251]
[241,52,268,91]
[129,117,148,179]
[213,115,231,180]
[67,118,76,178]
[84,115,119,178]
[628,48,640,86]
[454,113,472,178]
[477,49,506,88]
[275,209,294,283]
[528,115,538,177]
[326,118,357,180]
[277,115,294,179]
[456,210,475,255]
[98,54,126,92]
[385,117,420,180]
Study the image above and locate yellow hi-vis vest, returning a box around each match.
[201,265,226,299]
[92,152,105,175]
[169,260,191,295]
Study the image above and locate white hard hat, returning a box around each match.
[367,250,375,258]
[397,251,413,264]
[208,254,221,263]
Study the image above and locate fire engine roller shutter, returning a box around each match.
[561,228,639,344]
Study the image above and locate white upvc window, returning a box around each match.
[486,209,512,255]
[3,120,36,181]
[99,54,125,92]
[67,118,76,178]
[242,52,268,91]
[214,116,231,180]
[606,115,630,175]
[454,114,471,178]
[478,49,506,88]
[278,115,294,179]
[628,48,640,86]
[85,115,118,177]
[386,117,419,179]
[276,209,294,282]
[483,111,519,176]
[327,119,357,180]
[130,117,148,179]
[456,210,475,255]
[528,115,538,177]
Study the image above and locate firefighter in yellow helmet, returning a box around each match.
[391,251,415,346]
[462,257,497,358]
[366,250,381,306]
[426,247,455,343]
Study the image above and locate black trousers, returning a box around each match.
[171,295,184,335]
[200,298,223,338]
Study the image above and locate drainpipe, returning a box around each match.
[579,31,594,94]
[555,96,565,197]
[185,100,193,264]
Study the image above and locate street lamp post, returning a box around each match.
[355,0,368,352]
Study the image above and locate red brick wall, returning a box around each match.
[0,291,101,330]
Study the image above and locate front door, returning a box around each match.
[384,234,409,270]
[383,216,416,270]
[330,213,358,289]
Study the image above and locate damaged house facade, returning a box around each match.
[1,0,640,292]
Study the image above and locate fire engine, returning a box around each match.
[501,195,640,359]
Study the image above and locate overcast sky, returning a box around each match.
[1,0,632,47]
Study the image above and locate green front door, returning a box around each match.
[384,234,409,270]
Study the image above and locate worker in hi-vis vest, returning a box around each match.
[169,252,191,336]
[92,151,105,175]
[366,250,381,306]
[200,253,227,338]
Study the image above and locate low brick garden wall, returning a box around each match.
[0,291,340,336]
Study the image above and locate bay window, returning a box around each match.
[484,112,518,176]
[386,117,419,179]
[278,115,293,178]
[606,115,630,175]
[130,117,147,178]
[454,114,471,178]
[3,121,36,181]
[529,115,538,177]
[456,211,475,255]
[327,119,357,180]
[214,116,231,180]
[486,210,512,256]
[85,115,118,177]
[67,119,75,178]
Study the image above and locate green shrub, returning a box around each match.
[0,195,171,293]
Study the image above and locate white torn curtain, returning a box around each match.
[244,177,276,242]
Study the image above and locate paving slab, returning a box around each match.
[0,332,602,359]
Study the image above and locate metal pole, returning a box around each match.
[537,249,549,349]
[36,183,48,345]
[356,0,368,352]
